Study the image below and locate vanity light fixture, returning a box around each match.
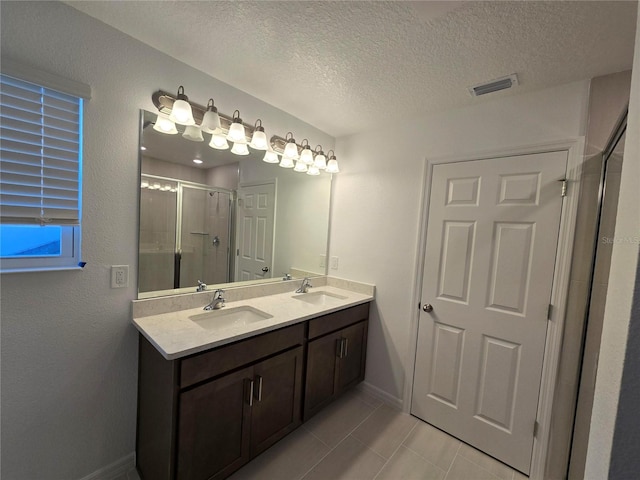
[263,148,280,164]
[325,150,340,173]
[141,180,149,188]
[249,119,268,150]
[151,88,341,175]
[226,110,247,143]
[192,158,203,164]
[313,145,327,170]
[230,142,250,156]
[209,133,229,150]
[293,160,308,173]
[282,132,300,160]
[153,112,178,134]
[182,125,204,142]
[279,156,295,168]
[201,99,222,134]
[168,86,195,125]
[299,139,314,165]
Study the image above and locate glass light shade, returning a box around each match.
[209,133,229,150]
[306,165,321,176]
[279,156,295,168]
[231,142,250,156]
[249,130,268,150]
[300,147,314,165]
[283,141,299,160]
[141,180,149,188]
[192,158,203,164]
[293,160,308,173]
[153,113,178,134]
[169,98,195,125]
[201,109,222,134]
[263,149,280,164]
[182,125,204,142]
[150,182,161,190]
[227,122,247,143]
[326,159,340,173]
[314,152,327,170]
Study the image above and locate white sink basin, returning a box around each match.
[292,291,348,306]
[189,306,273,331]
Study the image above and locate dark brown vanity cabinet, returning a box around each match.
[304,303,369,420]
[136,302,369,480]
[136,323,304,480]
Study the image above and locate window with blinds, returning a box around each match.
[0,72,84,272]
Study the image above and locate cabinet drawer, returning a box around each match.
[308,303,369,340]
[180,323,304,388]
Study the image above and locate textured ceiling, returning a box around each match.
[65,1,637,137]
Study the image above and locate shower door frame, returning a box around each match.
[142,173,235,289]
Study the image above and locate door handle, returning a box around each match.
[262,266,269,273]
[255,375,263,402]
[336,338,344,358]
[246,379,254,406]
[422,303,433,313]
[343,338,348,357]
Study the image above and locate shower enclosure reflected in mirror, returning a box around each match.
[137,110,332,298]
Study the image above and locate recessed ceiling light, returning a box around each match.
[193,158,203,164]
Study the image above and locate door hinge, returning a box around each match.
[547,303,553,320]
[559,179,567,197]
[533,420,540,437]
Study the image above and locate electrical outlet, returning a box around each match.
[330,256,339,270]
[111,265,129,288]
[320,254,326,268]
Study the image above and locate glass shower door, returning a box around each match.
[138,176,178,293]
[178,186,231,288]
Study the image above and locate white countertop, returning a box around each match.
[133,285,374,360]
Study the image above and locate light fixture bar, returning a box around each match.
[152,89,340,174]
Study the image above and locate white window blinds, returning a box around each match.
[0,74,83,225]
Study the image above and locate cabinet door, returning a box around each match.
[250,346,304,457]
[304,332,341,420]
[177,365,253,480]
[337,320,368,391]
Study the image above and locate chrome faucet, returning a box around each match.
[196,280,207,292]
[295,277,312,294]
[204,289,225,310]
[282,273,292,281]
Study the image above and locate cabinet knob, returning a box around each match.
[422,303,433,313]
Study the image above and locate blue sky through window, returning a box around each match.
[0,225,62,257]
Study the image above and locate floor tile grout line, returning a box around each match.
[449,449,504,480]
[372,420,426,480]
[298,397,382,480]
[455,442,517,480]
[443,442,462,479]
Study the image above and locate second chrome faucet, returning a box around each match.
[204,289,225,310]
[295,277,312,294]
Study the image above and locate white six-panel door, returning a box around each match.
[411,151,567,474]
[235,183,275,281]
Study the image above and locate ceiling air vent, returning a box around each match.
[469,74,519,97]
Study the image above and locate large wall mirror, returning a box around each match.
[137,109,332,298]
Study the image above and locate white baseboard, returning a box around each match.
[78,452,135,480]
[357,381,403,410]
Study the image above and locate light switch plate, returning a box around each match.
[111,265,129,288]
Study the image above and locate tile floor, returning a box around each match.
[124,388,529,480]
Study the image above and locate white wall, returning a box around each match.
[584,12,640,479]
[0,2,333,479]
[331,80,590,402]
